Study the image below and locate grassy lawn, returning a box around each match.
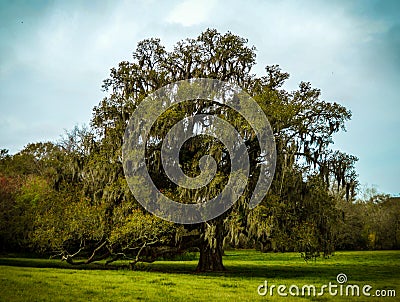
[0,250,399,301]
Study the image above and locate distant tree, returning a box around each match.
[334,184,400,251]
[0,172,21,251]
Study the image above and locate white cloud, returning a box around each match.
[166,0,217,26]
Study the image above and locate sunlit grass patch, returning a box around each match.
[0,250,399,301]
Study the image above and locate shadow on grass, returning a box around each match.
[0,258,114,270]
[149,261,399,284]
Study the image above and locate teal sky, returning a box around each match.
[0,0,399,195]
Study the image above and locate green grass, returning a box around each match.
[0,250,399,301]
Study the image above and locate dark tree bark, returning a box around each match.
[196,218,226,272]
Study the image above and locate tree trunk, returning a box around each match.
[196,218,226,272]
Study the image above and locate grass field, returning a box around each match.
[0,250,399,301]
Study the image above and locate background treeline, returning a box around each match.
[0,30,399,270]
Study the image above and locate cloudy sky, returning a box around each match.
[0,0,399,195]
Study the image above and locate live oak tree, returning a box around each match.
[0,29,359,271]
[90,29,357,271]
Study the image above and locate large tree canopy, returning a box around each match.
[89,29,358,270]
[0,29,364,271]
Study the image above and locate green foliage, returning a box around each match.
[0,29,372,271]
[0,173,22,250]
[335,194,400,250]
[110,209,176,251]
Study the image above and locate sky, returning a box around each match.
[0,0,399,196]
